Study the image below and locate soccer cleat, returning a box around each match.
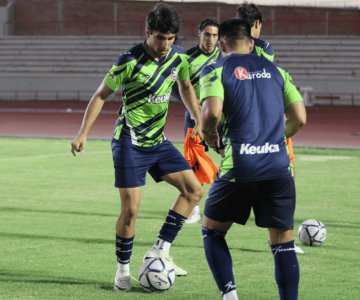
[185,205,201,224]
[143,248,188,276]
[185,211,201,224]
[114,271,131,291]
[294,244,305,254]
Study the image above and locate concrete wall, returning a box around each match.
[0,0,13,36]
[7,0,360,36]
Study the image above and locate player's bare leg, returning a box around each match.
[144,170,204,276]
[114,187,141,292]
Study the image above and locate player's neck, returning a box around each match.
[144,41,165,61]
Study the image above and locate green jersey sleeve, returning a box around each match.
[200,65,224,103]
[103,55,135,92]
[277,66,303,108]
[177,54,190,81]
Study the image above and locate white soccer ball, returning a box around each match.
[139,257,175,292]
[298,219,327,246]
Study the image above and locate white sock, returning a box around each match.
[117,262,130,277]
[223,290,239,300]
[153,238,171,254]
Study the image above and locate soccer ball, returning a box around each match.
[298,219,327,246]
[139,257,175,292]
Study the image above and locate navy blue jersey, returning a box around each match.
[253,37,274,62]
[200,53,302,182]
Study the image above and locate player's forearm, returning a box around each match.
[201,97,222,147]
[284,103,306,138]
[179,83,201,124]
[77,94,105,136]
[201,108,219,136]
[284,101,307,138]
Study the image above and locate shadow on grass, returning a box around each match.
[0,270,108,286]
[0,206,117,218]
[0,270,155,294]
[0,206,169,220]
[0,232,150,247]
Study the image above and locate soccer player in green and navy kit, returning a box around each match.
[71,3,204,291]
[237,1,304,255]
[183,18,221,224]
[200,19,306,300]
[237,1,274,62]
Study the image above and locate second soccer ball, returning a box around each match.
[298,219,327,246]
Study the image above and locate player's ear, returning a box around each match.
[145,29,152,38]
[219,40,227,54]
[249,39,254,52]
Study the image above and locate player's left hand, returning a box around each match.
[203,130,220,151]
[192,122,203,139]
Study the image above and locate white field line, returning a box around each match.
[0,151,111,162]
[0,108,116,114]
[297,155,354,161]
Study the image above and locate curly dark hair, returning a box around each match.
[146,3,180,34]
[236,2,263,27]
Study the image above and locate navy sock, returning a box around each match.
[158,209,186,243]
[271,240,299,300]
[202,227,236,296]
[115,235,134,264]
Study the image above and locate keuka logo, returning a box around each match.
[240,142,280,155]
[234,67,271,80]
[147,93,171,104]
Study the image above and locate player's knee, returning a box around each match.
[121,205,139,225]
[188,184,204,204]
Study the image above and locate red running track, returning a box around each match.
[0,100,359,149]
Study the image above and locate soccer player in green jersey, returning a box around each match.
[183,18,221,224]
[71,3,204,291]
[236,1,274,62]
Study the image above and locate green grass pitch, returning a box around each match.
[0,137,359,299]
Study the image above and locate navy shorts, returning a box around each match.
[112,139,191,188]
[204,177,296,229]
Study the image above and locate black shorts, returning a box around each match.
[204,177,296,229]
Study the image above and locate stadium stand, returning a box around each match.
[0,35,359,105]
[0,35,142,100]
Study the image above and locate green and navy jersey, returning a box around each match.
[187,45,221,99]
[253,37,274,62]
[200,54,302,182]
[104,43,189,147]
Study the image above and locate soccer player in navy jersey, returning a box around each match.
[71,3,204,291]
[200,19,306,300]
[237,1,304,255]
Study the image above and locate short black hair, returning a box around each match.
[198,18,219,32]
[219,19,252,42]
[236,2,263,27]
[146,3,180,34]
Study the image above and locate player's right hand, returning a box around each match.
[71,136,86,157]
